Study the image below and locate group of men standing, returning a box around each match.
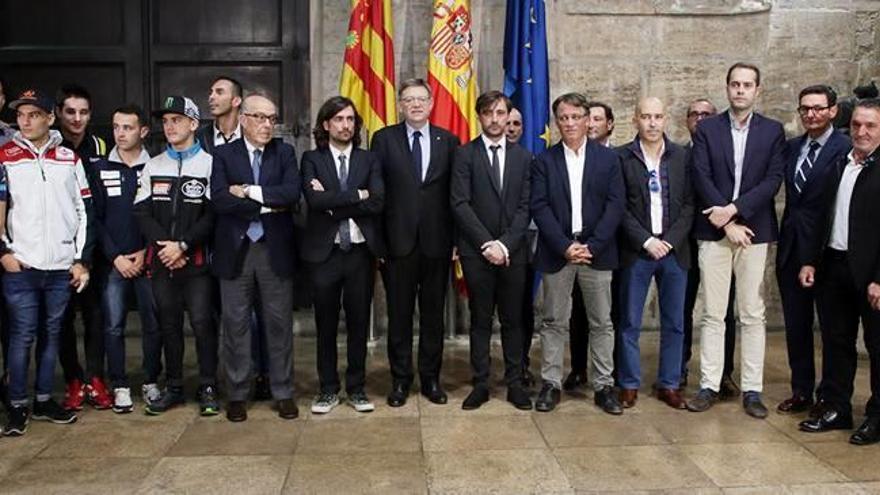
[0,61,879,447]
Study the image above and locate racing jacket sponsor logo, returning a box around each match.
[181,178,206,199]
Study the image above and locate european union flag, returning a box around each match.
[503,0,550,155]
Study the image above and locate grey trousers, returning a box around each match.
[221,243,294,401]
[540,262,614,390]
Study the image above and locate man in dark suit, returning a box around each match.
[371,78,460,407]
[687,63,785,419]
[210,94,301,422]
[451,91,532,411]
[530,92,625,414]
[197,76,243,155]
[617,97,694,411]
[776,85,850,415]
[798,98,880,445]
[301,96,384,415]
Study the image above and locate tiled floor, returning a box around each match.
[0,329,878,494]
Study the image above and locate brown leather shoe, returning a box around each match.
[776,395,813,414]
[619,388,638,408]
[656,388,687,410]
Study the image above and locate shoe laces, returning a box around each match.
[316,392,336,405]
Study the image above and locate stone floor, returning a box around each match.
[0,330,878,494]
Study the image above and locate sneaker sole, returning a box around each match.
[349,402,375,413]
[2,425,27,436]
[113,405,134,414]
[31,414,77,425]
[200,407,220,416]
[144,402,184,416]
[311,403,339,414]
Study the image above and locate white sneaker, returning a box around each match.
[113,387,133,414]
[310,392,339,414]
[142,383,161,407]
[348,391,375,413]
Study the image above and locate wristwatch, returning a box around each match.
[179,241,189,252]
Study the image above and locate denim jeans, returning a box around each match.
[618,255,687,390]
[4,269,72,405]
[102,267,162,388]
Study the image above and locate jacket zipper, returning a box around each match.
[167,154,183,278]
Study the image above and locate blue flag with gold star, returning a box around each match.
[503,0,550,155]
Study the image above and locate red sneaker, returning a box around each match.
[62,379,85,411]
[85,377,113,410]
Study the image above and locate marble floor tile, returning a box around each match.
[426,449,572,494]
[648,410,792,444]
[167,418,301,456]
[1,457,159,495]
[421,415,546,451]
[721,482,868,494]
[296,416,421,453]
[284,452,427,494]
[804,442,880,481]
[36,418,188,458]
[535,413,667,447]
[137,455,291,494]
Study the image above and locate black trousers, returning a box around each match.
[522,264,537,368]
[57,277,105,382]
[569,271,621,376]
[461,257,525,387]
[816,250,880,417]
[683,267,736,378]
[384,249,449,387]
[310,244,373,395]
[778,256,820,398]
[152,270,217,389]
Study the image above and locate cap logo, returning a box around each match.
[21,90,36,100]
[164,97,175,109]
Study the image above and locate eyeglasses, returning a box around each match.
[797,105,831,116]
[556,114,586,123]
[244,113,278,125]
[648,170,661,193]
[687,111,713,119]
[400,96,430,105]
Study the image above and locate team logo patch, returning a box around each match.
[181,179,206,199]
[5,146,23,158]
[55,146,75,161]
[152,181,171,196]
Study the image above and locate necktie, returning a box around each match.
[412,130,423,182]
[489,144,501,192]
[337,153,351,251]
[246,149,264,242]
[794,140,820,193]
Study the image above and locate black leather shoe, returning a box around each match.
[799,408,853,433]
[719,374,740,400]
[809,399,830,419]
[421,379,448,405]
[387,383,409,408]
[507,386,532,410]
[535,383,561,412]
[777,395,813,414]
[562,370,588,391]
[226,400,247,422]
[277,399,299,420]
[462,385,490,410]
[594,386,623,415]
[850,416,880,446]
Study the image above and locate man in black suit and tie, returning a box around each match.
[776,85,850,415]
[210,94,301,422]
[371,78,460,407]
[530,92,626,414]
[451,91,533,411]
[798,98,880,445]
[300,96,384,414]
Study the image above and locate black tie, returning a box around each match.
[794,140,820,193]
[338,154,351,251]
[412,130,423,183]
[489,144,501,192]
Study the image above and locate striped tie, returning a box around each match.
[794,140,820,194]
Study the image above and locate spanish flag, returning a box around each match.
[339,0,397,140]
[428,0,479,144]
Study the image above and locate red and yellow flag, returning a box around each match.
[428,0,479,144]
[339,0,397,140]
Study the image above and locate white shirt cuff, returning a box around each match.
[495,240,509,259]
[642,237,656,250]
[247,185,264,204]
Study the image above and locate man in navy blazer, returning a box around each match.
[776,85,850,415]
[210,94,301,422]
[530,92,625,414]
[687,63,786,418]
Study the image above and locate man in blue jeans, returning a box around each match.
[616,97,694,410]
[93,104,161,413]
[0,88,92,435]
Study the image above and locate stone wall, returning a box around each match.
[310,0,880,329]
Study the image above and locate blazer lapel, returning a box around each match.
[423,127,444,185]
[741,114,760,181]
[500,141,517,201]
[475,139,501,198]
[554,144,572,211]
[395,124,421,184]
[322,148,342,190]
[720,115,736,178]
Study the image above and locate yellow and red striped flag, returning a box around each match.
[339,0,397,140]
[428,0,479,144]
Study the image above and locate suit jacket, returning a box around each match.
[450,137,532,264]
[807,147,880,291]
[530,139,625,273]
[691,112,786,243]
[210,138,301,279]
[197,123,219,155]
[617,137,694,269]
[299,146,385,262]
[371,122,460,258]
[777,129,850,269]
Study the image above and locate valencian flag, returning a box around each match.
[428,0,479,144]
[503,0,550,154]
[339,0,397,139]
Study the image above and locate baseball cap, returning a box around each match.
[8,88,54,113]
[153,96,200,121]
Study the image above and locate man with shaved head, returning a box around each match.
[616,97,694,410]
[211,94,301,422]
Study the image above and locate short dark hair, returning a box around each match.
[312,96,362,149]
[112,104,149,127]
[551,92,588,116]
[726,62,761,87]
[398,78,432,99]
[798,84,837,107]
[587,101,614,122]
[855,97,880,112]
[475,90,512,114]
[56,83,93,109]
[211,75,244,98]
